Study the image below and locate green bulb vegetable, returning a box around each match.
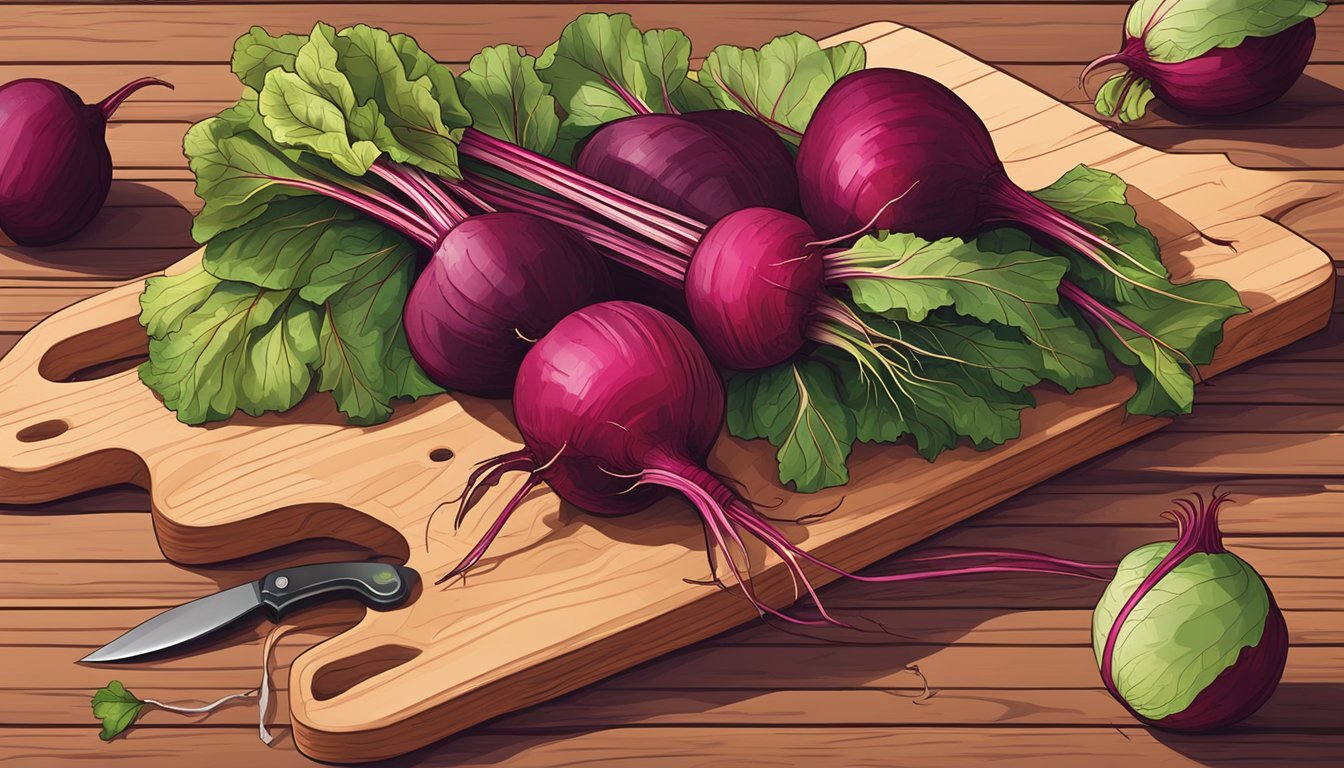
[1093,491,1287,731]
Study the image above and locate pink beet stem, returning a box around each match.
[96,77,174,119]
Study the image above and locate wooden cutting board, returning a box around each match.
[0,21,1335,764]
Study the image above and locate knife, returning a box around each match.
[81,562,417,663]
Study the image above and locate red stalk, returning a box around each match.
[96,77,173,120]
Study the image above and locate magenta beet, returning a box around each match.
[403,212,611,399]
[575,110,799,224]
[0,77,171,245]
[686,207,824,370]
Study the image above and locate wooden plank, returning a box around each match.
[1277,193,1344,260]
[5,682,1341,733]
[10,603,1343,650]
[0,281,130,333]
[1168,404,1344,433]
[0,208,196,283]
[2,640,1338,694]
[7,4,1344,66]
[607,644,1344,690]
[1271,313,1344,361]
[12,60,1344,131]
[1042,431,1344,481]
[3,726,1343,768]
[0,4,1123,64]
[490,685,1344,731]
[1194,360,1344,404]
[977,483,1344,530]
[0,560,1334,610]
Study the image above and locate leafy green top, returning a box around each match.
[1126,0,1326,64]
[699,32,865,144]
[142,22,476,425]
[92,681,146,741]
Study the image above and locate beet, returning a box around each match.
[0,77,171,246]
[575,110,799,225]
[403,212,611,399]
[685,207,823,370]
[1094,492,1289,732]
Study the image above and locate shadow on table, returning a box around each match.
[0,181,195,279]
[1152,683,1344,767]
[1118,74,1344,167]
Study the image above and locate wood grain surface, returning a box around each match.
[1,3,1342,767]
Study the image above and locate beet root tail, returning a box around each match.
[426,449,538,583]
[642,457,1116,630]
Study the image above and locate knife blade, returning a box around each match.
[81,561,417,663]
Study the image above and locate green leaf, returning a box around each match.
[699,33,865,143]
[336,24,468,177]
[139,271,322,424]
[299,230,442,424]
[1094,73,1157,123]
[92,681,146,741]
[641,27,715,114]
[726,359,855,493]
[183,91,320,242]
[231,26,304,91]
[460,44,560,156]
[882,312,1051,393]
[202,197,375,291]
[1030,164,1165,288]
[1023,165,1247,414]
[839,232,1109,389]
[1096,276,1247,416]
[1126,0,1326,64]
[260,70,382,175]
[1093,543,1272,720]
[139,264,220,338]
[831,342,1031,460]
[537,13,709,144]
[1099,328,1195,416]
[970,229,1115,391]
[256,23,382,175]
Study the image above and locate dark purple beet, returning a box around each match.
[0,77,171,246]
[1085,18,1317,119]
[685,207,823,370]
[574,110,799,225]
[403,211,610,399]
[1090,19,1316,117]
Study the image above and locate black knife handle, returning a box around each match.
[259,562,416,617]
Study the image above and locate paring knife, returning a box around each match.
[81,562,417,663]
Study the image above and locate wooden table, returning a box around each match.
[2,2,1341,765]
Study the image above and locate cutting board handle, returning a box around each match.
[0,265,178,503]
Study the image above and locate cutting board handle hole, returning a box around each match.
[310,643,422,701]
[16,419,69,442]
[428,448,454,462]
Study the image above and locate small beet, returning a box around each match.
[1093,491,1289,732]
[0,77,172,246]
